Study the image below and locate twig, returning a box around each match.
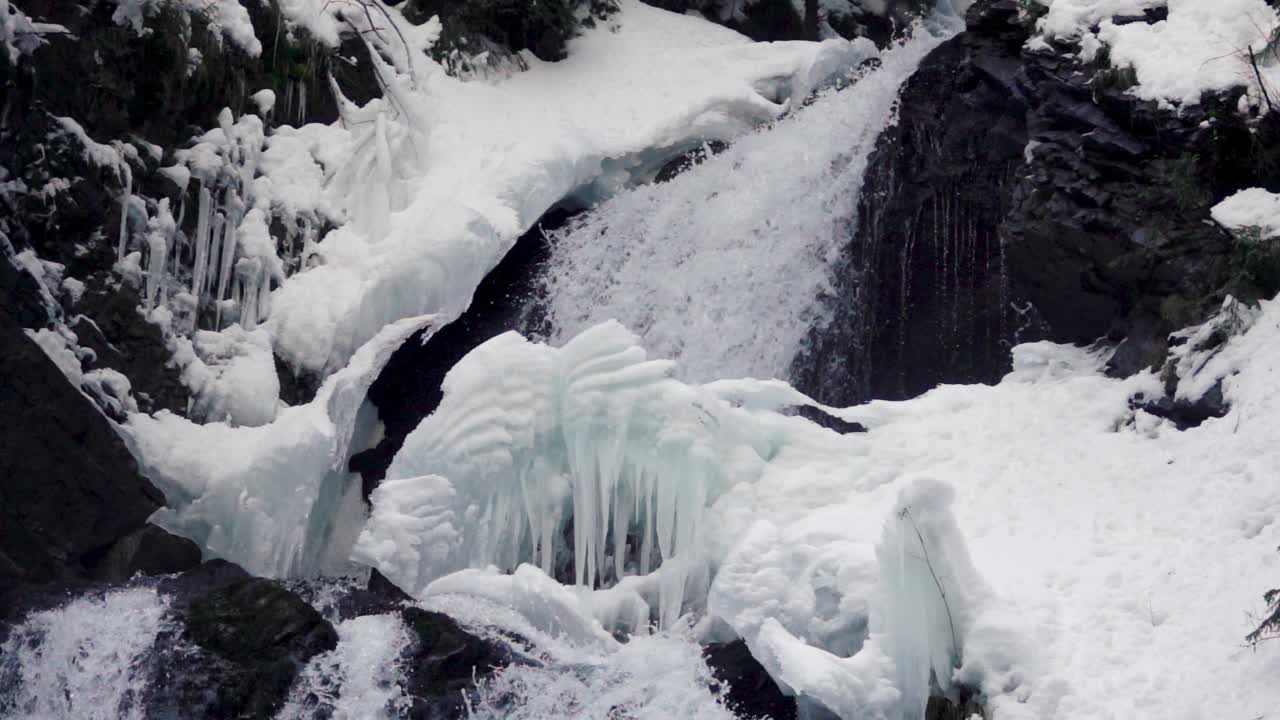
[1250,47,1274,112]
[899,507,961,664]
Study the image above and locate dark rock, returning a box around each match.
[401,607,516,719]
[156,559,254,601]
[360,209,575,499]
[85,524,203,581]
[794,404,867,433]
[1132,379,1229,430]
[654,141,729,183]
[704,639,796,720]
[925,686,985,720]
[0,308,169,589]
[154,578,339,719]
[793,0,1030,405]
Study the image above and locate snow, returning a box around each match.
[538,23,945,383]
[186,325,280,426]
[0,0,67,63]
[1039,0,1280,108]
[109,0,261,56]
[25,326,84,387]
[1212,187,1280,241]
[0,588,170,720]
[262,0,874,375]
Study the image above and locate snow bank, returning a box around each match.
[264,0,875,375]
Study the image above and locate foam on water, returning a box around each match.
[0,588,169,720]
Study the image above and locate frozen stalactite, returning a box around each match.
[191,183,214,301]
[144,198,176,309]
[213,191,243,329]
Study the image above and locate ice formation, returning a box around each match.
[127,315,435,577]
[354,321,759,628]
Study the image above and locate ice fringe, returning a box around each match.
[353,320,742,629]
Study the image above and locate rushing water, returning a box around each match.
[536,25,950,386]
[0,588,170,720]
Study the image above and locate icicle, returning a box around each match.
[190,184,213,303]
[206,209,225,299]
[256,263,271,324]
[214,194,242,329]
[236,257,261,330]
[144,199,176,310]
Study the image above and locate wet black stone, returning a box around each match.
[402,607,517,719]
[794,405,868,434]
[704,639,796,720]
[154,578,339,720]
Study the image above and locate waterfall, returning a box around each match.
[534,26,951,386]
[0,589,170,720]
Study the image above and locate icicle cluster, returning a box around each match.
[171,109,284,332]
[355,321,746,628]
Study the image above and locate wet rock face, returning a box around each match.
[402,608,517,719]
[0,307,198,589]
[704,639,797,720]
[796,0,1280,405]
[158,577,340,719]
[794,0,1030,405]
